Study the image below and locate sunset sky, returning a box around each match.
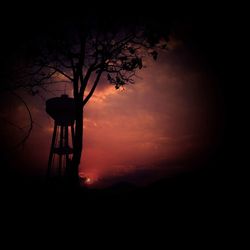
[0,5,242,239]
[0,1,234,190]
[0,34,223,187]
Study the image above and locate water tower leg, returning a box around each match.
[65,125,69,168]
[71,124,75,146]
[58,125,64,176]
[47,122,57,177]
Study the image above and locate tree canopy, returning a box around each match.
[8,9,170,104]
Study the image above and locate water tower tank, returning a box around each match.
[46,94,76,177]
[46,94,76,125]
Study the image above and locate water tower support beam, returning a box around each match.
[47,122,57,177]
[58,125,64,176]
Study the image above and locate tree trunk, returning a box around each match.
[69,98,83,185]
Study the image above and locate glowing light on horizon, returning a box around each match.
[85,177,91,184]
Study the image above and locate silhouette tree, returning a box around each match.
[7,12,170,183]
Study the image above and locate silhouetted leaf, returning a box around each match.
[161,44,168,49]
[129,47,135,54]
[151,51,158,60]
[107,73,112,81]
[119,56,127,61]
[138,58,143,69]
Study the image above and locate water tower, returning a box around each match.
[46,94,76,177]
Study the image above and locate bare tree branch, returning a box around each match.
[34,64,74,81]
[83,69,103,106]
[79,59,99,97]
[9,91,33,150]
